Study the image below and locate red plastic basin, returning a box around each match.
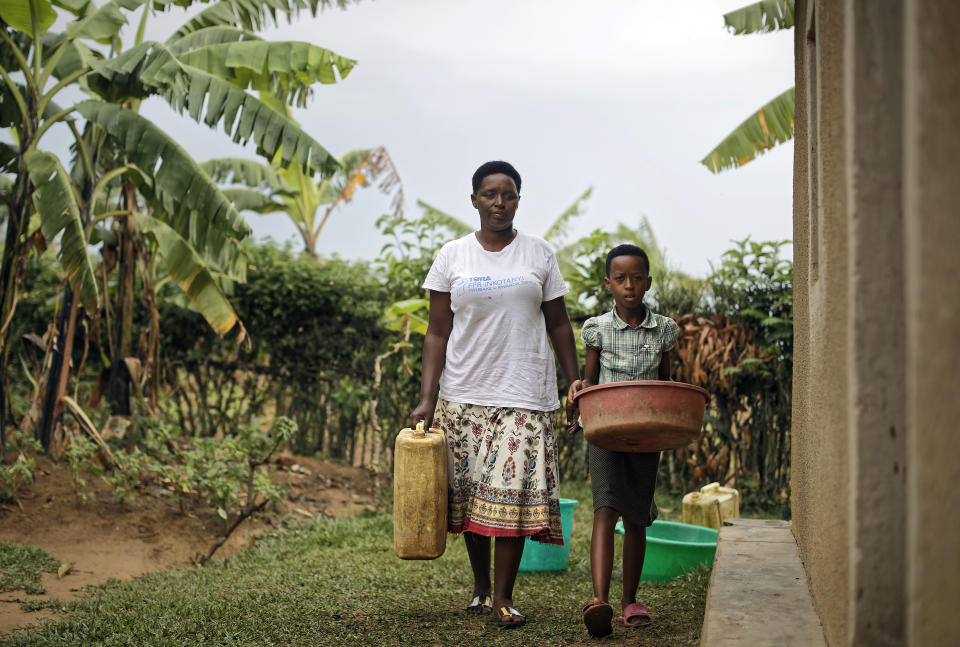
[573,380,709,452]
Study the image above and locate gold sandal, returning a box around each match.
[492,605,526,628]
[464,594,492,615]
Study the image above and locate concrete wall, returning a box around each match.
[792,0,959,644]
[792,2,850,644]
[903,2,960,644]
[843,2,906,645]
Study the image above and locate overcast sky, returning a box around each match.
[98,1,795,276]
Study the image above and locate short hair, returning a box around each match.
[471,161,521,194]
[606,244,650,276]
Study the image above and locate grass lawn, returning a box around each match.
[1,481,710,646]
[0,544,59,596]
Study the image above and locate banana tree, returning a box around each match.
[412,199,471,238]
[700,0,796,173]
[0,0,355,445]
[89,0,356,416]
[0,0,104,449]
[203,145,404,258]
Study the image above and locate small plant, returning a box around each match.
[64,410,298,561]
[194,416,297,564]
[103,448,150,509]
[64,434,104,502]
[184,436,254,524]
[0,430,43,506]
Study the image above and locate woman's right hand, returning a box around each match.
[410,398,435,431]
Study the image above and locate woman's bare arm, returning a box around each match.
[410,290,453,429]
[542,296,580,388]
[566,347,599,434]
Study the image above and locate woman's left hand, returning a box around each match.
[410,397,436,431]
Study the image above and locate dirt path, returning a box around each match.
[0,456,376,635]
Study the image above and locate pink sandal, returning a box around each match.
[619,601,652,627]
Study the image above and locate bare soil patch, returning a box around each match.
[0,454,375,635]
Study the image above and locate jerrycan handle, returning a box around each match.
[700,482,720,494]
[414,420,426,436]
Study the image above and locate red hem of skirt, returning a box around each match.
[449,520,565,546]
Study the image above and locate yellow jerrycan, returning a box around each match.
[393,421,448,559]
[682,482,741,530]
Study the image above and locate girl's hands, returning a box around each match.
[566,379,588,435]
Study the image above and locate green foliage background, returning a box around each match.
[7,220,793,511]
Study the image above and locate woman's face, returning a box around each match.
[471,173,519,233]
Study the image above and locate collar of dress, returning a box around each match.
[610,306,657,330]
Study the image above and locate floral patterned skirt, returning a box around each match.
[434,399,564,545]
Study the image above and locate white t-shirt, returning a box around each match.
[422,231,569,411]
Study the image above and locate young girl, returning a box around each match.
[566,244,680,638]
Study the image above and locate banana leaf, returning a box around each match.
[221,187,285,213]
[23,149,99,311]
[723,0,795,35]
[65,0,147,43]
[176,40,355,107]
[200,157,292,192]
[76,100,251,281]
[0,0,57,37]
[138,212,239,335]
[415,200,472,237]
[167,0,336,41]
[87,41,340,177]
[166,25,263,55]
[542,186,592,247]
[700,87,795,174]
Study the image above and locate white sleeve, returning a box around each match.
[421,245,450,292]
[542,250,569,302]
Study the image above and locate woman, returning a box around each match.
[410,160,580,628]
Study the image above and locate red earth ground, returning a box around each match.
[0,454,376,635]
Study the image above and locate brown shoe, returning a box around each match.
[464,594,492,615]
[582,599,613,637]
[492,605,526,628]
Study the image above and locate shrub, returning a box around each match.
[0,430,43,503]
[663,239,792,515]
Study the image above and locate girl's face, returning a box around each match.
[604,255,652,313]
[471,173,519,234]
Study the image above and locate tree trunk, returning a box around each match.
[0,72,41,450]
[35,138,99,453]
[0,218,20,453]
[137,251,160,411]
[0,140,42,448]
[108,187,138,415]
[37,286,78,453]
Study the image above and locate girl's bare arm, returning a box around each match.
[658,348,673,380]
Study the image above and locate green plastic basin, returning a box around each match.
[518,499,578,573]
[615,519,718,582]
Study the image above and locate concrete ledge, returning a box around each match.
[699,518,826,647]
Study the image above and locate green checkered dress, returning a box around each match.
[581,306,679,527]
